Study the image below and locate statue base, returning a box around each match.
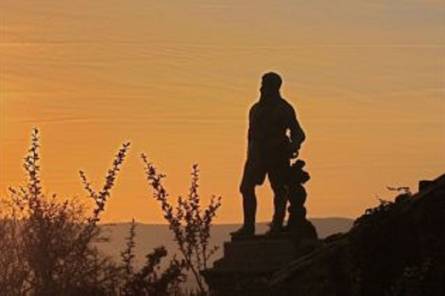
[202,232,320,296]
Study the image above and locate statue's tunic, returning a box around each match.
[240,96,305,190]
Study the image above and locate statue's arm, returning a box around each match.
[247,105,255,152]
[247,107,253,141]
[288,106,305,151]
[247,104,258,141]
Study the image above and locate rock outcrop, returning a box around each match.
[203,174,445,296]
[271,174,445,296]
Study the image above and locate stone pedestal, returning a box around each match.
[202,234,316,296]
[203,159,319,295]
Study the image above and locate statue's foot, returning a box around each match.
[265,223,285,237]
[230,225,255,238]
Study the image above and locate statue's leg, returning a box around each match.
[240,183,257,231]
[268,159,290,233]
[271,184,288,232]
[231,160,265,237]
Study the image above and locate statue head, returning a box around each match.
[260,72,282,98]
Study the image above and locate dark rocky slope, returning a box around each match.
[271,174,445,296]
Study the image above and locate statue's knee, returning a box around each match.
[271,184,287,198]
[240,183,254,198]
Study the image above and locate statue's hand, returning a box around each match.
[288,142,300,159]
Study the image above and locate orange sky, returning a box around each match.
[1,0,444,223]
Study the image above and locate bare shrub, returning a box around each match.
[119,219,185,296]
[141,154,222,294]
[0,129,130,295]
[0,129,206,295]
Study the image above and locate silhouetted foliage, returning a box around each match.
[0,129,130,295]
[121,219,137,282]
[141,154,222,294]
[120,219,186,296]
[0,129,191,296]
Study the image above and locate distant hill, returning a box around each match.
[97,218,353,268]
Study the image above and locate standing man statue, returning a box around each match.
[231,72,307,238]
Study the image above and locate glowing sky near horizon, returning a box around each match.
[1,0,444,223]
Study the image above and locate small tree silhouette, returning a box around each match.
[0,128,130,295]
[119,219,185,296]
[141,154,222,294]
[121,219,137,283]
[1,129,219,295]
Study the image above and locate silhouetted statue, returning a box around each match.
[231,72,308,238]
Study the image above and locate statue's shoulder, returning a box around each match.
[249,101,260,113]
[278,98,295,113]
